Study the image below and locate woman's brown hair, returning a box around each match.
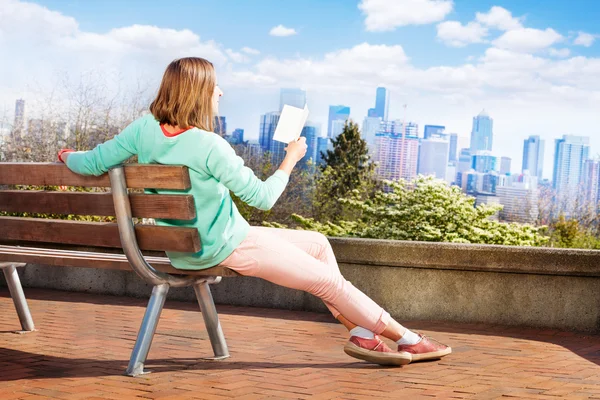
[150,57,215,132]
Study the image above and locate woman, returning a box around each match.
[59,57,451,366]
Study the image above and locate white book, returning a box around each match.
[273,104,310,143]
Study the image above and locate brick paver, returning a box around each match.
[1,288,599,399]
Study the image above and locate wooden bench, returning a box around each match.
[0,162,239,376]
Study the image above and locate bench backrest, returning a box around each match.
[0,163,201,254]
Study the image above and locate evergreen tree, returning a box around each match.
[314,120,378,222]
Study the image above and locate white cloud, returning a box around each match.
[242,47,260,55]
[0,0,78,41]
[475,6,523,31]
[269,25,297,37]
[230,43,409,91]
[493,28,563,53]
[437,21,488,47]
[548,48,571,58]
[358,0,453,32]
[574,31,596,47]
[226,49,250,63]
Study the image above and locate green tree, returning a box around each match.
[314,120,378,222]
[549,214,600,249]
[292,176,548,247]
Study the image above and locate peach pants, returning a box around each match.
[219,227,391,334]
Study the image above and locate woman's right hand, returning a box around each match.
[285,137,307,163]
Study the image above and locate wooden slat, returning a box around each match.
[0,217,200,252]
[0,191,196,220]
[0,163,191,189]
[0,245,239,277]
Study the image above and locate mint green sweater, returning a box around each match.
[65,114,289,270]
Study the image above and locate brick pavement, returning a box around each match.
[1,288,600,399]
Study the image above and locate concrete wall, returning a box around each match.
[2,238,600,332]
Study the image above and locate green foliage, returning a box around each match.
[314,120,379,222]
[291,176,548,247]
[548,215,600,249]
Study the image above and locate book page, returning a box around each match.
[273,104,310,143]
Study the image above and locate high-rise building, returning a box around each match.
[456,148,472,175]
[279,88,306,110]
[374,87,389,120]
[374,132,419,181]
[582,159,600,204]
[470,110,493,153]
[445,163,457,185]
[481,172,502,193]
[228,128,244,145]
[259,112,280,152]
[500,157,511,175]
[327,105,350,139]
[522,135,545,178]
[381,120,418,136]
[300,125,318,169]
[423,125,445,139]
[448,133,458,162]
[496,174,539,223]
[269,138,287,166]
[362,116,382,157]
[214,116,226,136]
[316,137,330,166]
[243,140,263,159]
[472,151,498,173]
[14,99,25,134]
[417,138,449,179]
[552,135,590,199]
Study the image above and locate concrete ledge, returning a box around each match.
[332,238,600,277]
[2,238,600,333]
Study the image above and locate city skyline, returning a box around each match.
[2,0,600,180]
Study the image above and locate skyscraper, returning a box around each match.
[259,112,280,152]
[472,151,498,173]
[522,135,545,178]
[214,116,226,136]
[14,99,25,133]
[362,116,382,156]
[327,105,350,139]
[582,159,600,204]
[382,120,418,136]
[279,88,306,110]
[300,125,318,169]
[423,125,445,139]
[316,137,330,166]
[500,157,512,175]
[418,138,450,179]
[552,135,590,199]
[456,148,472,175]
[229,128,244,145]
[374,132,419,181]
[470,110,493,153]
[448,133,458,163]
[374,87,389,120]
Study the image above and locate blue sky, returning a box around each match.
[2,0,600,178]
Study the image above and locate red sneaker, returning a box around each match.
[344,336,412,366]
[397,334,451,362]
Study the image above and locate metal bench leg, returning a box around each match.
[126,283,169,377]
[2,264,35,332]
[194,280,229,360]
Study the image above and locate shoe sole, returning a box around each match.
[344,342,412,366]
[410,346,452,362]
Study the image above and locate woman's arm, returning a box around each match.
[59,117,144,176]
[205,137,306,211]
